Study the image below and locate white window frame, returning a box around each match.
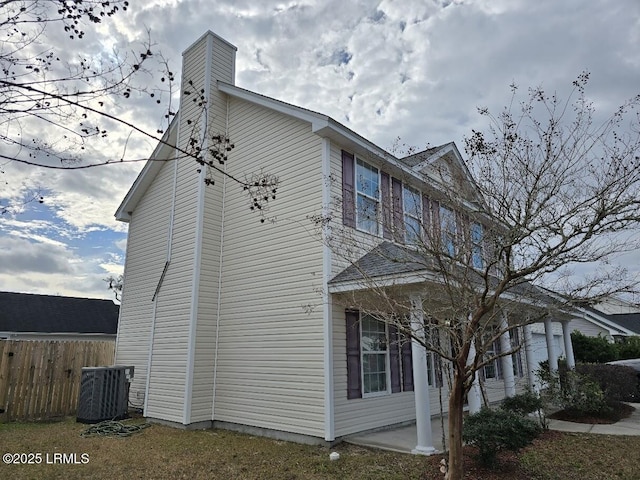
[511,327,525,378]
[471,222,484,269]
[360,314,391,397]
[440,205,457,256]
[355,159,381,235]
[403,185,422,245]
[483,337,501,380]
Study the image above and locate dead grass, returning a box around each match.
[0,419,639,479]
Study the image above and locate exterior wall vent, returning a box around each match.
[76,366,134,423]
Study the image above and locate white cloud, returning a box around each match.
[1,0,639,299]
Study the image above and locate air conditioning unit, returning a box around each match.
[77,366,134,423]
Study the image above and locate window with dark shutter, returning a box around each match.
[342,150,356,228]
[401,333,414,391]
[381,172,392,239]
[345,310,362,399]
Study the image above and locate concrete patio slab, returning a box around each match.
[344,403,640,455]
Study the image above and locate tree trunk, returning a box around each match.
[446,370,466,480]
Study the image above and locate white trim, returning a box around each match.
[402,184,421,245]
[183,33,213,425]
[573,307,635,336]
[354,157,382,236]
[115,118,179,222]
[321,137,335,441]
[359,314,392,397]
[409,293,436,454]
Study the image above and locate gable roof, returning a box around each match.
[115,31,486,222]
[0,292,119,334]
[608,313,640,334]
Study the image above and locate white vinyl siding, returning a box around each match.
[211,97,326,437]
[114,156,175,409]
[332,304,416,437]
[569,317,611,338]
[187,33,236,425]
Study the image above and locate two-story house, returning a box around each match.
[114,30,574,452]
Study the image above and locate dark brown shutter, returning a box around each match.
[422,194,431,244]
[389,325,401,393]
[401,333,414,391]
[381,172,392,239]
[391,177,403,242]
[342,151,356,228]
[346,310,362,399]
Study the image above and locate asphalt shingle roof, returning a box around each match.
[605,313,640,335]
[329,242,430,284]
[0,291,119,334]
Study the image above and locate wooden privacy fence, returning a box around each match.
[0,340,115,421]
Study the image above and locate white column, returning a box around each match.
[561,320,576,369]
[499,313,516,398]
[409,293,436,455]
[466,339,482,414]
[544,318,558,372]
[523,324,538,391]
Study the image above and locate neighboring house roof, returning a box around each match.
[0,292,119,334]
[569,304,637,337]
[607,313,640,334]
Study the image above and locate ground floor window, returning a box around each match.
[346,310,414,399]
[361,315,389,395]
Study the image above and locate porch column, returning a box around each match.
[409,293,436,455]
[499,313,516,398]
[561,320,576,369]
[466,338,482,414]
[544,318,558,373]
[523,324,538,391]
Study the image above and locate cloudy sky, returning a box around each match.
[1,0,639,300]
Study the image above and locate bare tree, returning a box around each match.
[0,0,278,215]
[320,73,640,479]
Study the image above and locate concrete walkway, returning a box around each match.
[345,403,640,454]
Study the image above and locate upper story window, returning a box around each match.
[403,185,422,245]
[471,222,484,269]
[356,159,380,235]
[440,205,456,256]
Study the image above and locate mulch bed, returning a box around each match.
[549,401,635,424]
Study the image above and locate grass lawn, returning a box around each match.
[1,418,639,479]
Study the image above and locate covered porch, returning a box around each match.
[328,242,576,455]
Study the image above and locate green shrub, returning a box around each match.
[501,389,543,416]
[577,363,640,402]
[571,331,618,363]
[617,336,640,360]
[462,407,541,468]
[537,365,612,417]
